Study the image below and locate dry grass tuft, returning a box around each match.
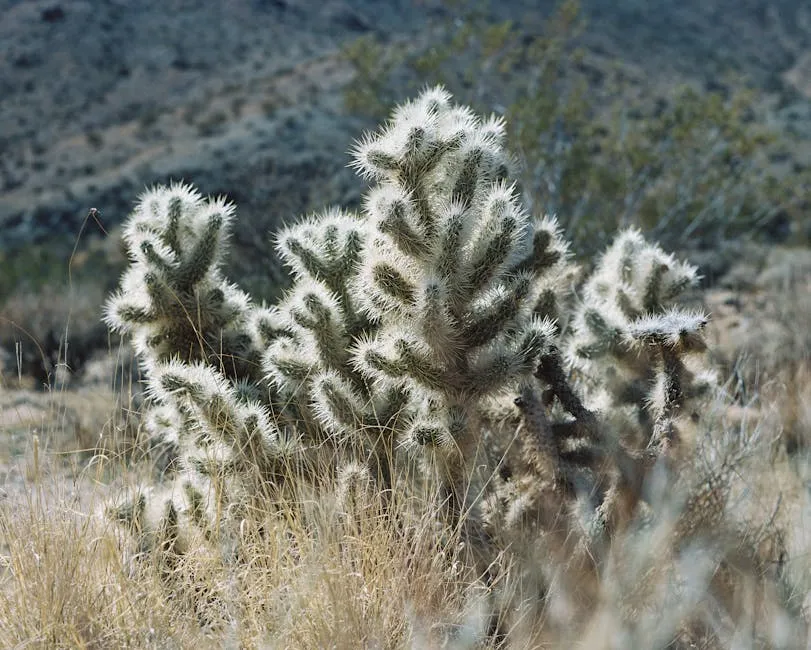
[0,458,496,649]
[0,382,808,649]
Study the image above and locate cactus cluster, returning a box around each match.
[104,184,297,556]
[103,88,771,641]
[481,231,720,558]
[345,88,577,508]
[566,229,715,451]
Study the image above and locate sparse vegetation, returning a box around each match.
[1,5,810,647]
[0,224,126,386]
[3,88,802,648]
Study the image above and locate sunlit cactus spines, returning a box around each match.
[103,184,290,564]
[541,229,719,557]
[262,287,408,444]
[104,182,266,384]
[566,230,710,421]
[568,230,699,356]
[265,208,412,493]
[109,482,204,561]
[102,87,747,632]
[123,358,297,558]
[341,87,582,525]
[151,360,284,473]
[348,92,568,405]
[275,207,366,305]
[625,308,715,447]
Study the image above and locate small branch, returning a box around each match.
[535,347,598,438]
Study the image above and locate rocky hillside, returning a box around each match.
[1,0,419,251]
[3,0,811,248]
[1,0,810,382]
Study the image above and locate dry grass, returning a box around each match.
[0,381,809,649]
[0,280,110,388]
[0,457,492,648]
[0,369,488,647]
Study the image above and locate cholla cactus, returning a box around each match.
[104,184,297,572]
[263,208,410,491]
[566,229,715,451]
[104,90,712,550]
[477,231,721,564]
[346,87,575,514]
[262,88,578,513]
[104,183,265,380]
[104,89,781,645]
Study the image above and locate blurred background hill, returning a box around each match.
[1,0,810,386]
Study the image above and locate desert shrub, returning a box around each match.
[341,0,810,254]
[0,280,109,388]
[0,221,126,386]
[0,245,69,301]
[95,87,809,647]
